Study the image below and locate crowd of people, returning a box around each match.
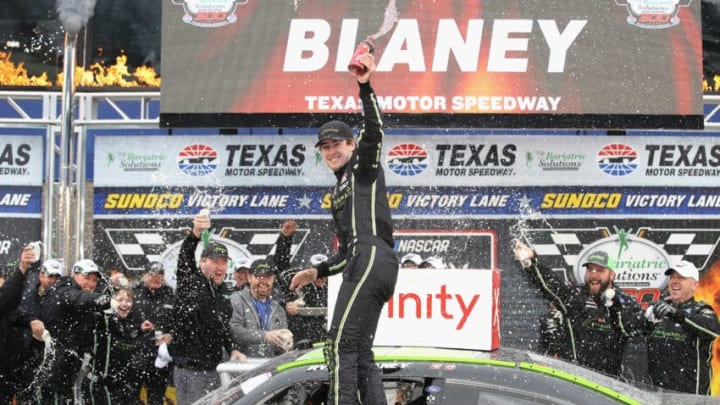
[2,51,719,405]
[514,241,720,395]
[0,207,356,405]
[0,216,333,405]
[1,230,719,403]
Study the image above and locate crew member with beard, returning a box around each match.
[229,258,293,357]
[514,242,643,376]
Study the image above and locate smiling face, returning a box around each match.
[115,288,134,319]
[201,257,228,286]
[249,272,275,300]
[584,264,614,296]
[74,272,99,292]
[666,270,697,304]
[319,138,355,172]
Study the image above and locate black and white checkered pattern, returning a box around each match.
[636,227,720,271]
[104,228,181,271]
[526,227,720,274]
[522,228,610,270]
[104,227,307,272]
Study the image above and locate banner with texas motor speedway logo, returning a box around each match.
[0,135,43,268]
[93,134,720,189]
[160,0,703,129]
[92,133,720,389]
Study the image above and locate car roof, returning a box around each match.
[197,346,715,405]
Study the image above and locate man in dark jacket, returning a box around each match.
[281,253,328,347]
[39,258,114,404]
[514,242,643,377]
[642,260,720,394]
[84,287,147,404]
[291,52,398,405]
[170,211,245,404]
[14,258,63,401]
[0,245,34,403]
[132,261,175,404]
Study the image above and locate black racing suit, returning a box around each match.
[83,308,145,404]
[170,233,238,372]
[0,268,27,402]
[644,298,720,394]
[313,81,398,405]
[39,276,111,402]
[132,281,175,404]
[521,259,643,376]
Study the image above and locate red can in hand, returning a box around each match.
[348,38,375,75]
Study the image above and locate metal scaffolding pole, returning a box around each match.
[55,0,98,269]
[58,31,79,267]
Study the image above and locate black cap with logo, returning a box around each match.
[315,120,353,147]
[201,242,229,260]
[250,258,275,276]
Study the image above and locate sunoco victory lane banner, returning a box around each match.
[160,0,703,129]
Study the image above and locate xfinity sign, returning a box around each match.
[328,269,501,351]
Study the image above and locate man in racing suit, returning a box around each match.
[290,51,398,404]
[642,260,720,394]
[514,242,643,376]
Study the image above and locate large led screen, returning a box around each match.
[160,0,704,129]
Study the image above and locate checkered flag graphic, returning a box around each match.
[104,226,308,272]
[525,227,611,270]
[638,227,720,271]
[524,227,720,281]
[105,228,185,272]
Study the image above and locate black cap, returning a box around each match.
[201,242,229,260]
[315,120,353,147]
[250,259,275,276]
[145,261,164,275]
[582,250,614,271]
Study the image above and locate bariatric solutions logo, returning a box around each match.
[106,151,167,173]
[614,0,694,29]
[574,233,671,291]
[171,0,247,27]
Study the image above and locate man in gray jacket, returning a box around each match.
[229,258,293,357]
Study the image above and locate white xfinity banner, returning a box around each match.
[328,269,501,351]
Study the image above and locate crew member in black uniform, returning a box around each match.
[132,261,175,404]
[514,242,643,377]
[170,211,246,404]
[290,51,398,405]
[0,246,35,403]
[642,260,720,394]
